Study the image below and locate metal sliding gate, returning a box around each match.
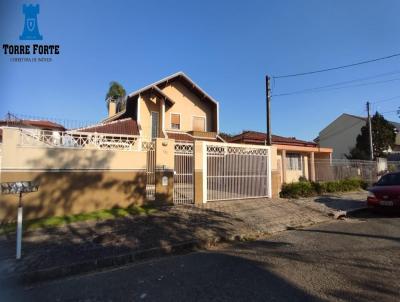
[206,142,271,201]
[143,141,156,201]
[173,142,194,204]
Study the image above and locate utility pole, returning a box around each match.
[266,75,272,145]
[366,101,374,160]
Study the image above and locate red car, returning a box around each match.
[367,172,400,209]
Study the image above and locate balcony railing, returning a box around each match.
[18,128,141,151]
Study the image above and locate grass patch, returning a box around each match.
[0,204,157,235]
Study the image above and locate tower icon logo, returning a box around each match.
[20,4,43,40]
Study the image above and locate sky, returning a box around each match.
[1,0,399,140]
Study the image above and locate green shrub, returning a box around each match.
[280,177,366,198]
[280,181,315,198]
[298,176,308,182]
[311,182,327,194]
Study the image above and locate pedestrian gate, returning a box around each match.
[206,142,271,201]
[143,141,155,201]
[173,142,194,204]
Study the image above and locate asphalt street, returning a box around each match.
[2,210,400,302]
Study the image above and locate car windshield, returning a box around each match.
[376,173,400,186]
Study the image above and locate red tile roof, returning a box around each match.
[76,118,139,135]
[0,119,66,131]
[167,132,194,142]
[230,131,317,147]
[166,131,221,142]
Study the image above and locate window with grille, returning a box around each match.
[151,112,159,139]
[286,153,302,171]
[171,113,180,130]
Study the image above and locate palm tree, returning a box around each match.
[105,81,126,110]
[106,81,126,100]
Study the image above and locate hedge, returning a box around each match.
[280,178,367,198]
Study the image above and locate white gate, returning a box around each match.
[206,142,271,201]
[143,141,155,201]
[173,142,194,204]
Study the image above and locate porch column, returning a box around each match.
[310,151,316,182]
[281,149,287,183]
[155,138,175,205]
[194,141,207,205]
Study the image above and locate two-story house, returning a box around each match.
[316,113,400,159]
[83,72,222,143]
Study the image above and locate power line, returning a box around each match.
[381,109,399,114]
[272,70,400,97]
[273,52,400,79]
[272,77,400,97]
[372,95,400,104]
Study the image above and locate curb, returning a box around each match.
[2,210,358,285]
[3,237,224,285]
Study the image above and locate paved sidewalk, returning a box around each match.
[0,191,367,283]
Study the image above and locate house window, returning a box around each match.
[193,116,206,132]
[171,113,180,130]
[286,153,302,171]
[151,111,159,139]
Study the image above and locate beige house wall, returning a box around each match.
[318,114,365,159]
[161,82,215,132]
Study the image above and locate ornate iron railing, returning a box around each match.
[18,128,141,151]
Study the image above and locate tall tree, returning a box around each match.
[105,81,126,110]
[347,112,396,159]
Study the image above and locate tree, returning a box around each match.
[105,81,126,111]
[105,81,126,101]
[218,132,235,141]
[347,112,396,159]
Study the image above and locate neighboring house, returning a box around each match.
[229,131,333,184]
[98,72,222,143]
[316,113,400,159]
[0,117,65,143]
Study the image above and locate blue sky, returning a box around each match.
[1,0,399,140]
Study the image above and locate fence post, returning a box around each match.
[310,152,316,182]
[194,141,207,204]
[267,147,272,198]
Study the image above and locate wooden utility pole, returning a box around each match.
[366,101,374,160]
[266,75,272,145]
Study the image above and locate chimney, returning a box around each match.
[108,99,116,117]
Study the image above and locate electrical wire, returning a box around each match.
[372,95,400,104]
[272,78,400,97]
[273,52,400,79]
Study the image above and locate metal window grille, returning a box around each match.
[151,112,159,139]
[286,153,302,171]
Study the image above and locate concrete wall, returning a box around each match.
[318,114,365,159]
[0,170,146,222]
[0,128,149,222]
